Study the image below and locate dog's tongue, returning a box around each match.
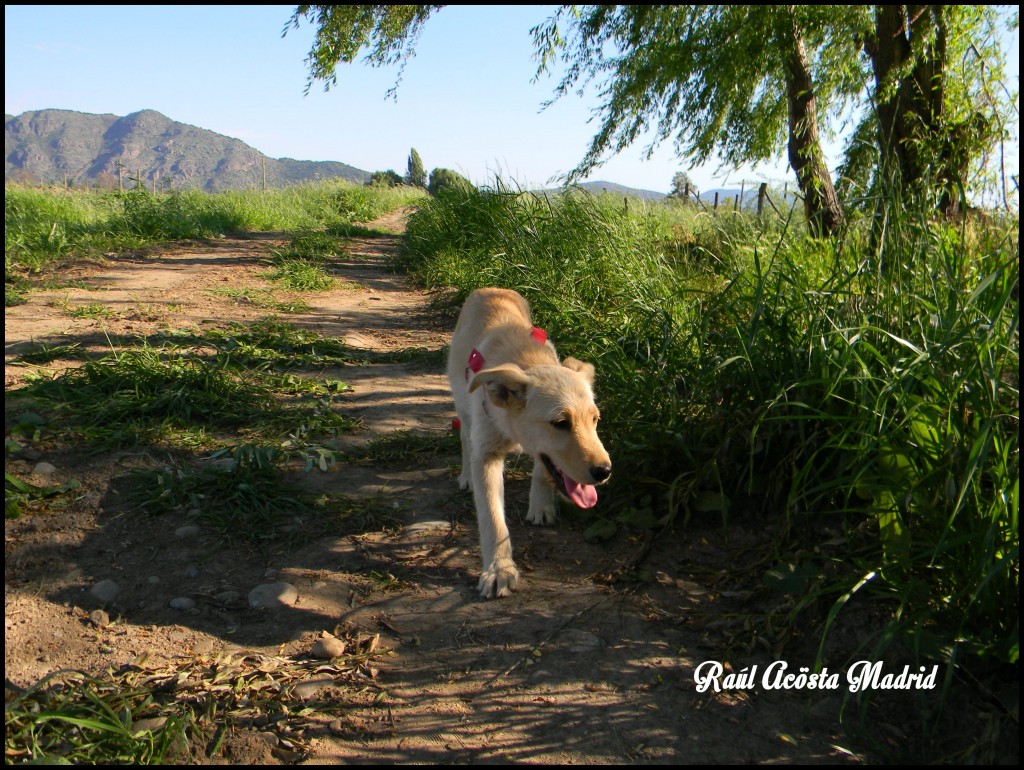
[562,472,598,509]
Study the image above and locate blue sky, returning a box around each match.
[5,5,1019,195]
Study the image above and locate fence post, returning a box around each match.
[714,191,719,211]
[262,157,267,193]
[757,183,767,216]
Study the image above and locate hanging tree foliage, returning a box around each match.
[285,5,1017,231]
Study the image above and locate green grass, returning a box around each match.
[12,341,82,365]
[5,465,81,519]
[4,180,428,303]
[350,429,461,466]
[262,256,335,291]
[400,180,1019,666]
[10,343,356,451]
[129,444,315,544]
[208,285,312,313]
[55,300,117,320]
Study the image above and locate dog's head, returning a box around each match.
[469,358,612,508]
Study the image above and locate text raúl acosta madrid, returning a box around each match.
[694,661,940,693]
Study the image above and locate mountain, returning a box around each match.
[5,109,370,191]
[539,180,667,201]
[574,180,666,201]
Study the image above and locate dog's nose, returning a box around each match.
[590,464,612,483]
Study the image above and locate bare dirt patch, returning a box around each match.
[5,212,1014,764]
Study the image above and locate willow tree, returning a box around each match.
[285,5,1014,230]
[862,5,1012,214]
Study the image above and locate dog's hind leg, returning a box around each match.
[456,410,472,491]
[527,460,558,525]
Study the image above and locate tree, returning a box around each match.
[405,147,427,188]
[370,169,403,187]
[285,5,1014,230]
[428,167,474,195]
[285,4,442,97]
[668,171,695,201]
[531,6,862,236]
[862,6,1009,215]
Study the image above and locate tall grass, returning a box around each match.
[401,182,1019,665]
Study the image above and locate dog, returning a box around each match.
[447,288,612,598]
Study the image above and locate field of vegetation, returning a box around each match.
[4,177,1019,762]
[4,180,427,307]
[398,181,1019,669]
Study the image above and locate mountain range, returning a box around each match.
[5,109,370,191]
[5,107,767,205]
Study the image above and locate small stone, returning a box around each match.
[259,731,279,748]
[214,590,241,605]
[263,568,278,579]
[186,566,200,579]
[169,597,196,611]
[403,519,450,536]
[292,676,337,701]
[32,461,57,475]
[311,634,347,659]
[132,717,168,736]
[175,525,201,539]
[248,582,298,610]
[88,609,110,628]
[560,629,603,653]
[89,579,121,604]
[147,576,161,585]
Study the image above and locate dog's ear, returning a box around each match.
[561,357,595,384]
[469,365,530,408]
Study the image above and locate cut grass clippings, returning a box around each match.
[4,635,386,764]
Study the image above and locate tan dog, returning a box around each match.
[447,288,612,598]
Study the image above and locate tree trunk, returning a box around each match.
[780,12,844,237]
[869,5,958,211]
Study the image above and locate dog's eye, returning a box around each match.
[551,417,571,431]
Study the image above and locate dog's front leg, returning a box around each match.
[527,460,558,525]
[472,445,519,598]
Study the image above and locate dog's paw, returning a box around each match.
[457,474,470,491]
[478,559,520,598]
[526,501,557,526]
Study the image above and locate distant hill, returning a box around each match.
[5,109,370,191]
[537,181,799,212]
[573,180,666,201]
[543,180,666,201]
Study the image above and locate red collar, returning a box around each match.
[454,326,547,430]
[466,326,547,379]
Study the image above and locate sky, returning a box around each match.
[4,5,1020,196]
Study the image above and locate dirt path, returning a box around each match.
[8,211,1001,764]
